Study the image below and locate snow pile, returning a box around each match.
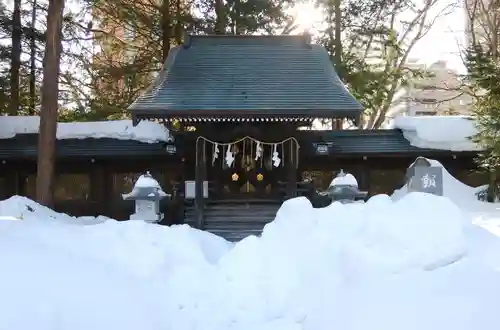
[0,116,171,143]
[0,218,231,280]
[392,115,480,151]
[392,158,486,208]
[2,192,500,330]
[153,194,499,330]
[0,195,111,225]
[0,221,230,330]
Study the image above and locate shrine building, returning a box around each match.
[0,34,482,241]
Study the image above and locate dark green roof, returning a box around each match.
[129,35,363,120]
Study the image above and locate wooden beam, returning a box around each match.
[194,138,205,229]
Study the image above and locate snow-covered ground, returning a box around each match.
[1,160,500,330]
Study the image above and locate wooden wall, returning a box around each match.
[0,158,184,221]
[0,154,485,221]
[299,155,485,197]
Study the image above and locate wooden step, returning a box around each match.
[207,230,263,242]
[204,216,273,223]
[185,211,277,219]
[203,222,271,230]
[183,199,281,241]
[208,198,281,204]
[204,209,277,216]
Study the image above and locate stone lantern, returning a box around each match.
[122,171,170,223]
[326,170,368,203]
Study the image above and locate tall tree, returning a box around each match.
[466,45,500,201]
[161,0,171,61]
[333,0,341,70]
[29,0,37,114]
[465,0,500,201]
[0,0,44,115]
[9,0,22,115]
[36,0,65,207]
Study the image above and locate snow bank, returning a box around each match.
[0,195,111,225]
[392,115,480,151]
[0,116,171,143]
[2,192,500,330]
[161,194,500,330]
[0,222,230,330]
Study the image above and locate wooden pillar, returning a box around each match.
[364,159,372,194]
[357,158,368,191]
[286,140,298,199]
[175,158,186,225]
[194,138,205,229]
[90,163,111,217]
[4,167,23,198]
[179,158,186,197]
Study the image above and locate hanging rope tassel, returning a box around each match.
[195,135,298,169]
[225,144,235,167]
[272,144,281,167]
[255,141,263,161]
[212,143,219,165]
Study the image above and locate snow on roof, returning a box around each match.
[0,116,171,143]
[392,115,480,152]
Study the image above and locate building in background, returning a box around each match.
[387,59,473,118]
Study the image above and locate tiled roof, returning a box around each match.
[129,35,363,119]
[0,130,475,160]
[301,130,458,156]
[0,135,172,160]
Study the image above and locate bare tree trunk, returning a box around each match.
[9,0,22,115]
[36,0,65,207]
[161,0,171,62]
[214,0,225,34]
[487,170,498,202]
[333,0,342,74]
[174,0,182,45]
[29,0,37,115]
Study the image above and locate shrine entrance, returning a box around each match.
[195,136,300,200]
[219,142,280,198]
